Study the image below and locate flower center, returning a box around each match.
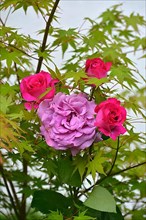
[114,116,119,121]
[67,112,76,123]
[92,62,99,67]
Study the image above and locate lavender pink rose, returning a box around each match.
[37,92,101,155]
[94,98,127,140]
[20,71,58,110]
[85,58,112,79]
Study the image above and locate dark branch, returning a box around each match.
[126,48,145,54]
[78,161,146,197]
[0,18,5,26]
[0,166,20,219]
[89,86,96,101]
[8,180,21,211]
[109,161,146,177]
[107,136,120,176]
[36,0,60,73]
[20,158,28,220]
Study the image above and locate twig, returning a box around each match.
[107,136,120,176]
[4,6,13,25]
[8,180,21,211]
[35,3,47,22]
[14,62,21,84]
[0,18,5,26]
[0,166,20,219]
[89,86,95,101]
[109,161,146,177]
[78,161,146,197]
[78,137,120,196]
[20,158,28,220]
[36,0,60,73]
[0,41,38,61]
[78,20,86,33]
[126,48,145,54]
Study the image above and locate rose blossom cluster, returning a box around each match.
[20,58,127,155]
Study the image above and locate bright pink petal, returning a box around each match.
[105,62,112,71]
[110,125,127,140]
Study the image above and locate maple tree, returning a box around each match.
[0,1,146,220]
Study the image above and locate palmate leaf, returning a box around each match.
[13,141,34,155]
[99,4,122,24]
[74,152,106,180]
[64,70,87,84]
[87,77,109,88]
[0,95,13,113]
[73,154,88,179]
[74,211,95,220]
[0,112,24,150]
[8,111,24,120]
[110,65,139,90]
[124,13,146,32]
[86,156,106,180]
[45,211,63,220]
[128,37,146,51]
[0,83,19,96]
[52,28,79,56]
[1,46,31,68]
[46,65,64,81]
[119,29,134,40]
[0,0,55,14]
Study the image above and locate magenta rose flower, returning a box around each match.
[37,92,101,156]
[20,71,58,110]
[94,98,127,140]
[85,58,112,79]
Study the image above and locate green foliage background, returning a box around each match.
[0,1,146,220]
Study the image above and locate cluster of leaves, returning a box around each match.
[0,1,146,220]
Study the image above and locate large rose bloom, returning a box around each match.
[20,71,58,110]
[85,58,112,79]
[38,93,101,155]
[94,98,127,140]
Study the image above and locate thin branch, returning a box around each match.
[109,161,146,177]
[4,6,13,25]
[126,48,145,54]
[78,161,146,198]
[0,166,20,219]
[79,137,120,196]
[36,0,60,73]
[0,17,5,26]
[89,86,95,101]
[35,3,47,22]
[78,20,86,33]
[1,41,38,61]
[8,180,21,211]
[20,158,28,220]
[14,62,21,84]
[107,136,120,176]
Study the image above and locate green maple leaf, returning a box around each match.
[0,95,13,113]
[124,13,146,32]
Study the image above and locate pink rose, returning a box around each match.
[94,98,127,140]
[85,58,112,79]
[20,71,58,110]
